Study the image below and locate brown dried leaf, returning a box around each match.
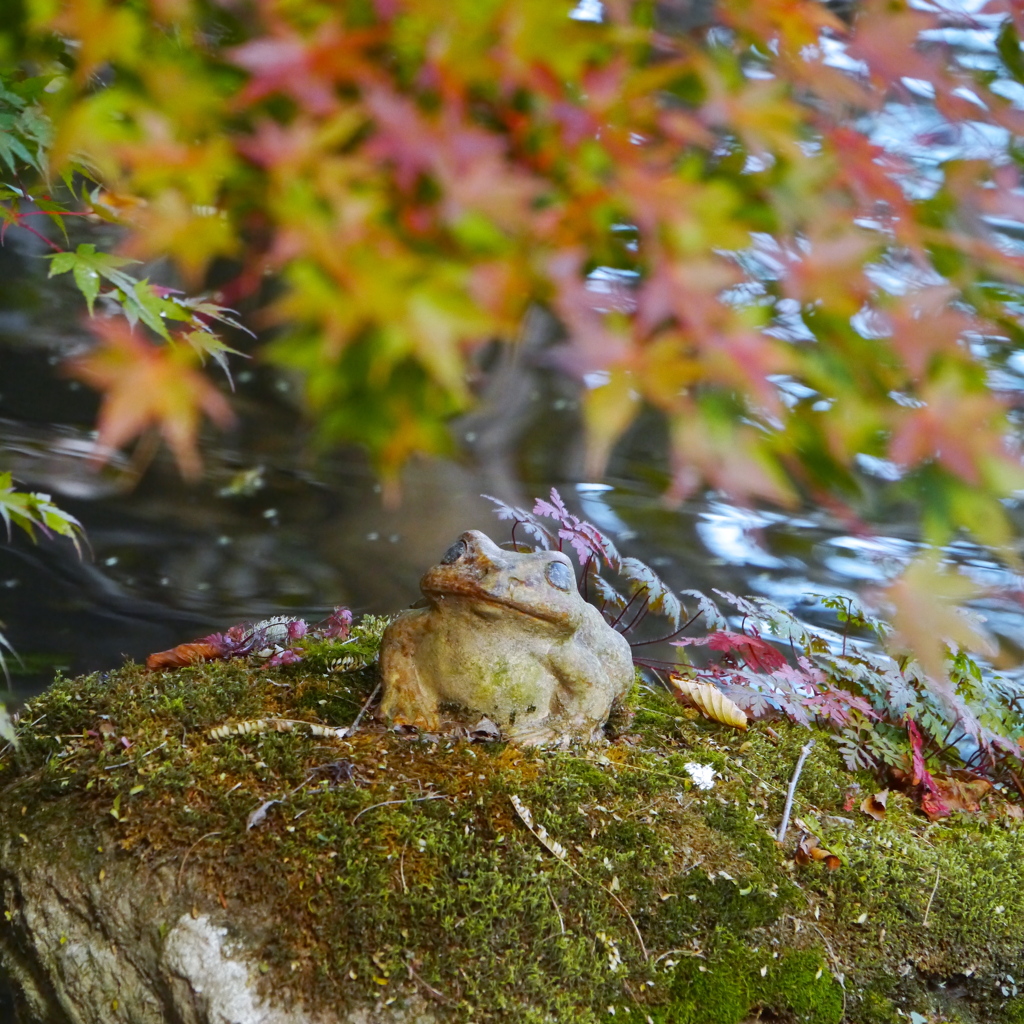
[793,833,817,866]
[795,832,842,870]
[668,676,748,731]
[146,642,223,670]
[860,789,888,821]
[933,777,992,816]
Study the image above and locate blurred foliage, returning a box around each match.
[3,1,1024,661]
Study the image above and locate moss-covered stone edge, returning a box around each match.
[0,627,1022,1023]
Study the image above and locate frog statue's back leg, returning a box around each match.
[378,611,442,732]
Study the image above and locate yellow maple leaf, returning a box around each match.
[882,552,996,723]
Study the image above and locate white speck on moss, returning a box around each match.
[684,762,717,790]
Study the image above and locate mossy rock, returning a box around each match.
[1,628,1023,1023]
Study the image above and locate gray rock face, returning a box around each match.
[0,850,434,1024]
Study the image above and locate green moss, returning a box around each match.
[1001,997,1024,1024]
[2,632,1023,1023]
[853,989,900,1024]
[633,942,842,1024]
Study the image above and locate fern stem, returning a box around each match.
[631,657,682,671]
[621,595,652,635]
[580,554,593,599]
[610,586,648,630]
[1006,767,1024,803]
[629,610,702,648]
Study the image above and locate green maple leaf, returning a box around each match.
[0,471,86,556]
[180,329,247,387]
[997,22,1024,85]
[0,115,37,175]
[46,243,139,315]
[122,280,191,341]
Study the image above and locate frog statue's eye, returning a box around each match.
[544,560,574,592]
[441,539,467,565]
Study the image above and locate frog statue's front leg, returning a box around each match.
[495,649,613,748]
[378,611,442,732]
[542,623,633,745]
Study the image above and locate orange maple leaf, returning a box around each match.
[66,319,234,479]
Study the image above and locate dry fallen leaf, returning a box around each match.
[933,777,992,816]
[246,799,282,831]
[860,790,889,821]
[668,676,748,731]
[468,717,501,743]
[794,833,842,871]
[146,641,224,670]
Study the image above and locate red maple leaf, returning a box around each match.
[676,631,787,673]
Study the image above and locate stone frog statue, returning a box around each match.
[378,530,634,746]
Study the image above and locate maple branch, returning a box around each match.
[776,739,815,843]
[14,210,91,217]
[6,217,62,251]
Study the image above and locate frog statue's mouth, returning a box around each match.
[419,530,580,628]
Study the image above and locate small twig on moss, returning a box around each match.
[348,681,381,735]
[654,948,705,964]
[545,881,565,935]
[351,792,445,824]
[607,889,648,961]
[922,867,941,928]
[777,739,815,843]
[407,960,453,1004]
[177,831,222,887]
[559,751,707,793]
[511,794,649,961]
[809,922,847,1019]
